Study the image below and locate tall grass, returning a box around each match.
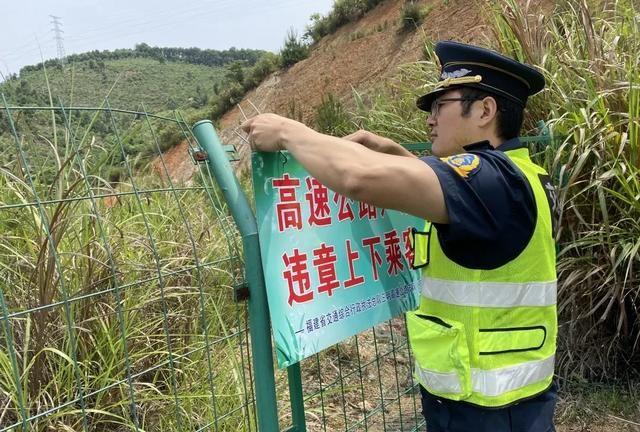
[491,0,640,379]
[0,101,256,430]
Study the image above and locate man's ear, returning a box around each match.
[477,96,498,127]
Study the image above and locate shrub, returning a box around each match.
[400,1,425,32]
[280,29,309,69]
[314,93,355,136]
[243,52,280,90]
[304,0,388,44]
[206,52,281,120]
[209,83,245,120]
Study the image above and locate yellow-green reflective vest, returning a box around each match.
[407,147,557,408]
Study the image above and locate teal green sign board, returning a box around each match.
[252,152,423,368]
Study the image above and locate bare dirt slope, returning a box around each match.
[217,0,501,168]
[221,0,486,126]
[159,0,552,182]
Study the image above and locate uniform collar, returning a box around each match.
[461,137,525,152]
[495,137,525,152]
[462,140,492,151]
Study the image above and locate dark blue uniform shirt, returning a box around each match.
[420,138,537,270]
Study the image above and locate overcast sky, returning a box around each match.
[0,0,335,78]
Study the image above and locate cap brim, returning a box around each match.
[417,80,528,112]
[416,87,448,112]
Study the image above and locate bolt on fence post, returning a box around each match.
[192,120,281,431]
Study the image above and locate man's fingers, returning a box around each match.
[343,130,362,142]
[240,117,254,133]
[343,130,371,146]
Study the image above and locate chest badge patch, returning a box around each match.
[440,153,481,178]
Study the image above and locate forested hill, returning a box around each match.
[16,44,267,76]
[0,45,270,113]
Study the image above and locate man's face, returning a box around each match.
[427,89,477,157]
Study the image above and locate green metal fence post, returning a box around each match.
[192,120,281,431]
[286,363,307,432]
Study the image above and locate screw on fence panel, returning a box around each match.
[192,120,280,432]
[193,149,209,162]
[233,282,250,302]
[1,95,90,431]
[191,147,240,164]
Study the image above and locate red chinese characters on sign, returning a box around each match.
[305,177,332,226]
[383,229,404,275]
[362,236,384,281]
[344,239,365,288]
[403,228,414,266]
[283,232,417,306]
[272,175,388,230]
[359,202,378,220]
[312,243,340,296]
[273,174,302,232]
[359,202,385,220]
[333,193,355,222]
[282,249,312,305]
[273,174,417,307]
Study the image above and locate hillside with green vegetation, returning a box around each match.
[0,45,282,169]
[0,45,268,112]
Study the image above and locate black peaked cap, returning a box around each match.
[416,41,545,111]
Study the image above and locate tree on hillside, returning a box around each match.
[280,29,309,69]
[225,60,246,84]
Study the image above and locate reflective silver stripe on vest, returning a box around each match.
[415,366,462,394]
[422,277,557,307]
[471,355,555,397]
[415,355,555,397]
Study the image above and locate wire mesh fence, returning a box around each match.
[0,100,428,431]
[0,100,259,431]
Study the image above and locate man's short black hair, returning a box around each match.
[458,87,524,140]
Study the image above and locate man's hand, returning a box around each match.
[343,130,389,152]
[343,130,415,158]
[241,113,309,152]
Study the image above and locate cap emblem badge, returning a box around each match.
[440,68,472,79]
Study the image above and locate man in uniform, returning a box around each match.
[242,41,558,432]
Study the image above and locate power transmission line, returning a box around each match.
[50,15,66,64]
